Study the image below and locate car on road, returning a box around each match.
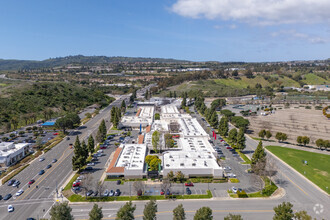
[185,182,194,187]
[8,205,14,212]
[52,159,57,163]
[66,137,70,140]
[115,189,121,196]
[109,190,114,197]
[7,179,16,186]
[186,188,192,195]
[86,190,93,196]
[103,190,109,197]
[26,218,36,220]
[39,157,45,162]
[46,164,52,169]
[28,179,35,185]
[4,194,12,200]
[16,189,24,196]
[232,187,238,193]
[87,162,95,166]
[12,180,20,187]
[39,170,45,175]
[0,195,2,200]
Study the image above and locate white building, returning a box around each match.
[106,144,147,178]
[0,142,30,167]
[119,106,155,129]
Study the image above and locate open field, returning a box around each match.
[266,146,330,193]
[302,73,330,85]
[249,106,330,146]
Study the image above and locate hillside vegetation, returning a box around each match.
[0,82,114,132]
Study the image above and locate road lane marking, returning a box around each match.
[280,170,309,196]
[18,146,72,201]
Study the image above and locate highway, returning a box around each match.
[0,95,129,220]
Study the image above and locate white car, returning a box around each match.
[231,187,238,193]
[15,189,24,196]
[224,166,231,170]
[227,173,236,178]
[8,205,14,212]
[77,175,84,180]
[87,162,95,166]
[97,150,103,153]
[39,157,45,162]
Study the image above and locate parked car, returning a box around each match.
[109,190,115,197]
[4,194,12,200]
[116,180,121,185]
[160,190,165,195]
[12,180,20,187]
[86,190,93,196]
[227,173,236,178]
[103,190,109,197]
[87,162,95,166]
[52,159,57,163]
[97,150,103,154]
[77,176,84,180]
[53,132,59,135]
[8,205,14,212]
[28,179,35,185]
[16,189,24,196]
[7,179,16,186]
[66,137,70,140]
[224,166,231,171]
[85,167,93,171]
[226,146,232,150]
[232,187,238,193]
[72,182,80,187]
[186,188,192,195]
[185,182,194,187]
[39,157,45,162]
[114,189,121,196]
[39,170,45,175]
[100,145,107,149]
[0,195,2,200]
[46,164,52,169]
[93,191,98,197]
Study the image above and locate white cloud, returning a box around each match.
[271,30,327,44]
[171,0,330,25]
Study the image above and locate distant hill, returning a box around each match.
[0,55,190,70]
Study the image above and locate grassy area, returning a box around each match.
[214,76,269,88]
[247,177,278,197]
[189,177,227,183]
[68,190,212,202]
[266,146,330,194]
[236,150,251,164]
[1,164,30,184]
[64,173,79,191]
[302,73,330,85]
[229,178,240,183]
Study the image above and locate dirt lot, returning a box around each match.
[249,105,330,146]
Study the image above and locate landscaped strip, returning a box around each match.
[266,145,330,194]
[68,190,212,202]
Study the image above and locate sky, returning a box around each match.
[0,0,329,62]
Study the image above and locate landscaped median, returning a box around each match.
[67,190,213,202]
[228,177,277,198]
[266,145,330,194]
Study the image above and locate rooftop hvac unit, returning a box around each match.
[180,163,184,166]
[192,163,196,166]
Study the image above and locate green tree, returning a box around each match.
[81,140,89,161]
[149,158,161,171]
[72,136,86,171]
[175,171,185,183]
[167,171,174,181]
[224,213,243,220]
[173,204,186,220]
[218,116,229,137]
[265,130,272,140]
[251,141,266,175]
[154,113,160,120]
[121,100,126,112]
[275,132,288,142]
[294,210,312,220]
[143,199,157,220]
[89,203,103,220]
[116,201,136,220]
[152,131,160,153]
[96,119,107,143]
[258,129,266,139]
[49,202,73,220]
[273,202,294,220]
[315,139,324,149]
[181,97,187,108]
[87,135,95,155]
[228,128,238,144]
[174,91,177,98]
[301,136,310,146]
[297,136,303,145]
[194,207,213,220]
[236,128,246,150]
[209,111,219,128]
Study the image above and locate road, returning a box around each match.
[0,95,130,220]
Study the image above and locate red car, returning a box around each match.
[53,132,59,135]
[226,146,232,150]
[72,182,80,187]
[28,179,35,185]
[160,190,165,195]
[100,146,107,149]
[220,140,224,142]
[185,182,194,187]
